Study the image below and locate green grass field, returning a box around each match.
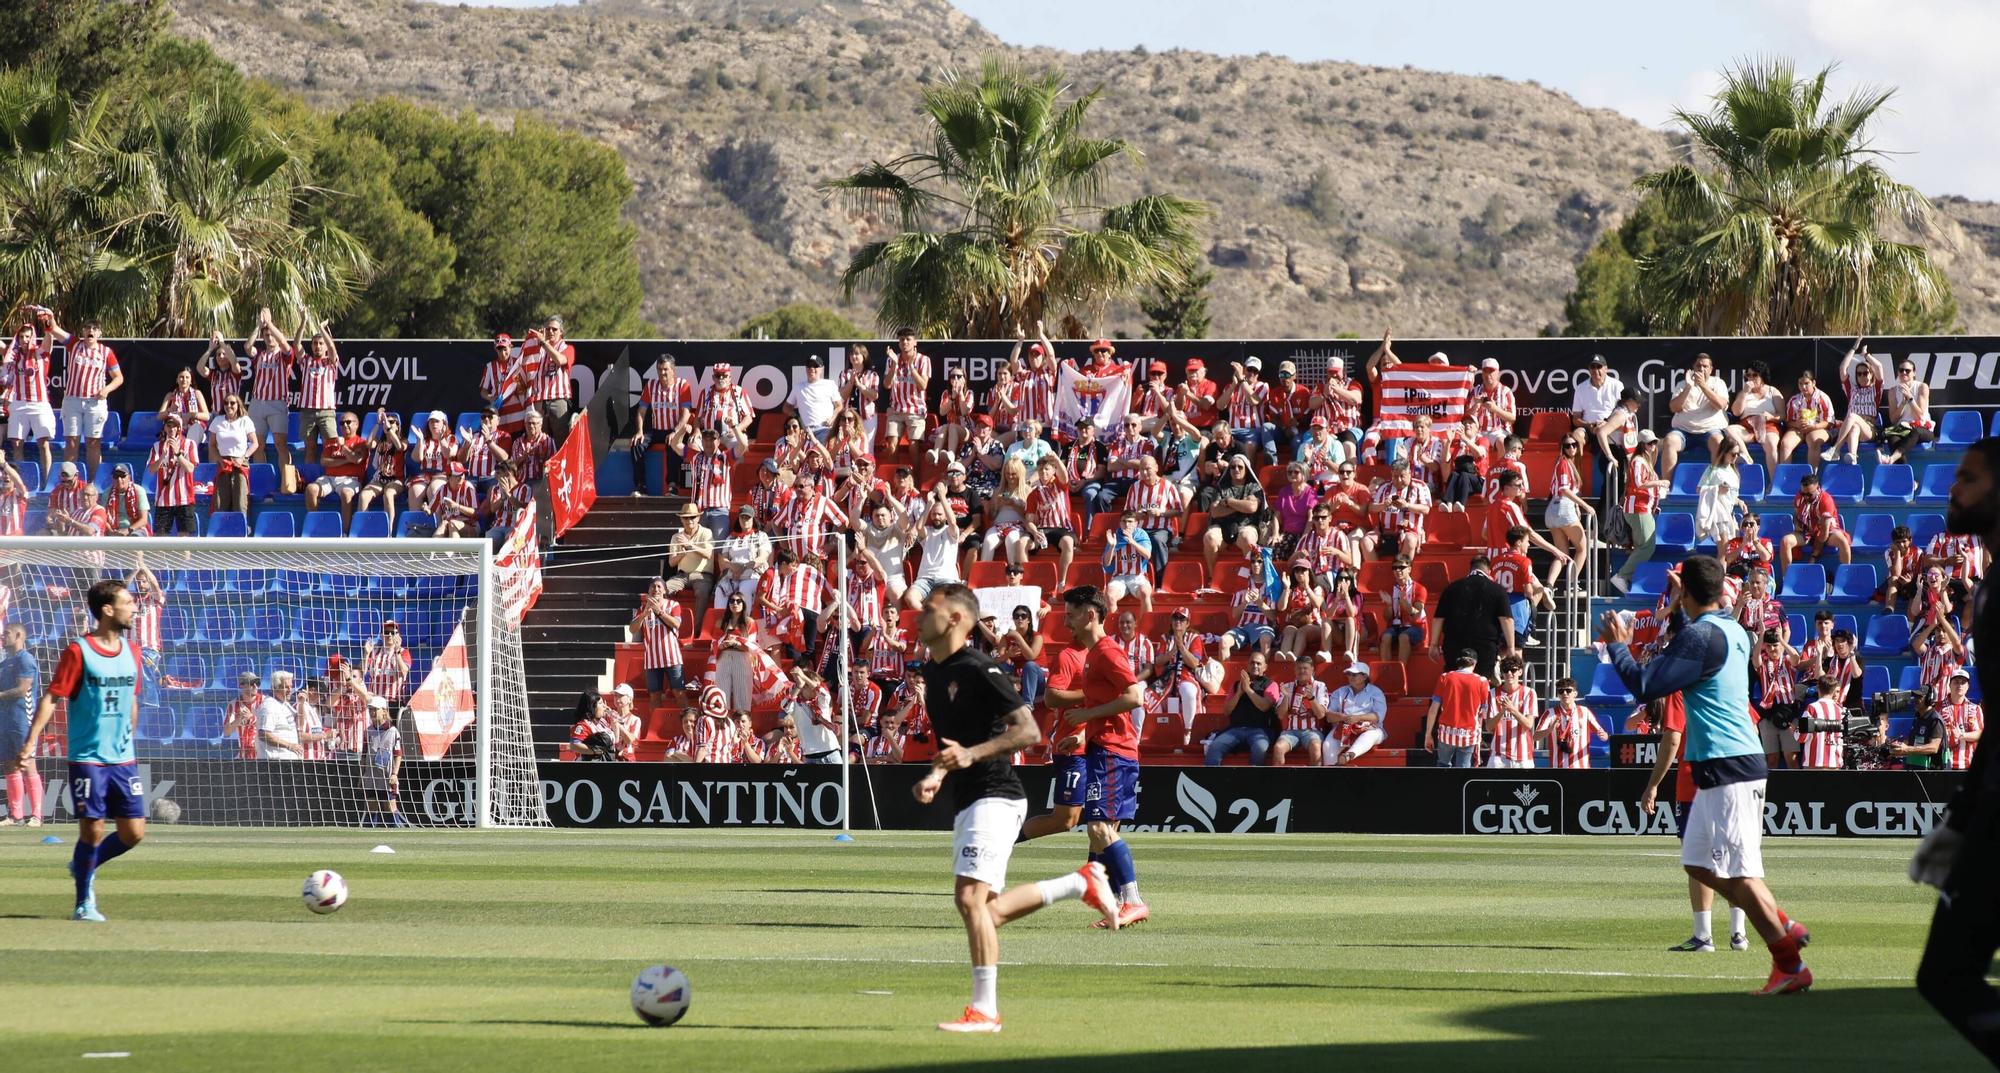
[0,827,1982,1071]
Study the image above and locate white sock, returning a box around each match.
[1119,881,1142,906]
[1692,910,1712,942]
[970,966,998,1017]
[1729,907,1746,937]
[1036,872,1086,906]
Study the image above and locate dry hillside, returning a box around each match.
[167,0,2000,336]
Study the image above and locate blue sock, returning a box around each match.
[71,839,95,904]
[1100,839,1135,892]
[92,833,130,870]
[1087,851,1103,871]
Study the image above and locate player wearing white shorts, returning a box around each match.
[1609,554,1814,996]
[910,582,1119,1033]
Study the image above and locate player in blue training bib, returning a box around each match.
[22,579,146,922]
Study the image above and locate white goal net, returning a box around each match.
[0,536,547,828]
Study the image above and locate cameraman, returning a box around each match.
[1899,670,1984,771]
[1893,685,1948,771]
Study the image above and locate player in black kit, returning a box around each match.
[1914,437,2000,1066]
[911,582,1119,1034]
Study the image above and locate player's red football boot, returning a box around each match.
[1785,918,1810,948]
[937,1006,1002,1033]
[1078,861,1119,931]
[1754,964,1813,996]
[1091,902,1152,929]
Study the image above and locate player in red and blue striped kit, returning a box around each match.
[20,580,145,922]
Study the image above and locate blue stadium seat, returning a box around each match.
[1859,614,1913,658]
[136,704,178,744]
[1939,410,1984,448]
[122,411,163,452]
[292,605,339,645]
[12,461,39,497]
[1738,464,1767,501]
[97,410,122,447]
[208,655,260,691]
[359,412,385,441]
[1758,513,1793,544]
[1992,411,2000,439]
[1786,614,1807,647]
[195,605,236,643]
[205,511,249,538]
[316,571,371,599]
[1862,664,1891,704]
[1627,561,1672,599]
[1917,465,1955,504]
[1779,564,1827,602]
[394,512,435,539]
[1582,664,1635,708]
[339,605,384,642]
[221,568,276,596]
[159,605,196,646]
[248,464,278,502]
[1654,513,1696,557]
[405,575,465,602]
[1772,464,1813,499]
[192,463,217,498]
[1867,464,1916,503]
[177,706,227,746]
[1898,666,1924,693]
[286,411,304,450]
[252,512,296,538]
[22,508,44,535]
[241,606,287,645]
[40,464,67,495]
[89,462,116,494]
[1669,464,1705,500]
[1834,613,1857,638]
[301,511,344,539]
[1830,564,1877,604]
[595,456,635,497]
[456,412,483,440]
[1850,514,1895,555]
[1910,514,1947,548]
[348,511,389,539]
[271,653,309,688]
[1821,463,1864,503]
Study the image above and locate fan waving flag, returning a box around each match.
[1373,365,1475,436]
[409,625,476,759]
[1054,362,1133,438]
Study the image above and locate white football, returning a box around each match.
[630,964,691,1026]
[302,869,348,914]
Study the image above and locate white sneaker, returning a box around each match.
[1608,575,1630,595]
[1077,861,1120,930]
[1820,448,1840,463]
[1730,932,1751,951]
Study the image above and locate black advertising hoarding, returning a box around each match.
[87,334,2000,445]
[34,760,1958,837]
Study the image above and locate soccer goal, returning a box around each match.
[0,535,548,828]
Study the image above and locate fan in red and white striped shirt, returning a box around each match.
[1924,531,1987,583]
[1369,465,1431,558]
[127,570,165,655]
[297,337,339,410]
[1797,684,1846,769]
[4,332,51,403]
[247,342,293,403]
[632,580,686,677]
[64,335,121,401]
[691,708,741,764]
[681,433,736,513]
[1483,663,1540,767]
[147,419,201,508]
[1017,349,1058,428]
[1914,622,1967,696]
[1935,676,1983,770]
[1540,693,1607,769]
[1113,612,1157,672]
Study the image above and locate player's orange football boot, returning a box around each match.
[937,1006,1002,1033]
[1078,861,1119,931]
[1754,964,1813,996]
[1091,902,1152,929]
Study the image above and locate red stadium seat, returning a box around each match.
[1526,412,1571,441]
[1367,661,1407,698]
[1404,655,1442,698]
[1161,562,1205,594]
[966,561,1010,589]
[1413,561,1450,595]
[1020,561,1059,592]
[1425,511,1473,549]
[1358,561,1395,594]
[1087,513,1119,543]
[1181,511,1210,539]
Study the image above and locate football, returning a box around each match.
[302,870,348,915]
[630,964,691,1026]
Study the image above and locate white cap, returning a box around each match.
[1480,358,1500,370]
[1428,351,1449,363]
[1245,356,1263,370]
[428,410,449,425]
[1345,661,1371,676]
[613,683,634,698]
[367,695,389,710]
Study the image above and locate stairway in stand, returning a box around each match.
[519,494,682,758]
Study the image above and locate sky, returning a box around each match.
[455,0,1999,200]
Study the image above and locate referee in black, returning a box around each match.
[1914,437,2000,1065]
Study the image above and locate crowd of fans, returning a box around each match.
[604,325,1983,772]
[0,302,1981,772]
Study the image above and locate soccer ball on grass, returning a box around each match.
[630,964,691,1026]
[302,869,348,914]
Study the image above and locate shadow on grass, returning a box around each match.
[749,888,948,898]
[394,1018,884,1033]
[856,988,1975,1072]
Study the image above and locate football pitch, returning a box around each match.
[0,828,1981,1071]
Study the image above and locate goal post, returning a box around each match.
[0,535,548,828]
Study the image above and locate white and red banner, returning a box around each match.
[496,498,543,627]
[409,624,477,760]
[548,418,596,537]
[1053,362,1132,437]
[1372,364,1474,436]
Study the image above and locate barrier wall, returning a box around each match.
[37,759,1961,837]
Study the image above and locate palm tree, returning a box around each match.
[0,71,112,320]
[822,58,1208,337]
[1636,59,1949,336]
[82,89,371,334]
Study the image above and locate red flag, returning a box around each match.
[409,624,477,759]
[496,499,543,626]
[547,418,597,537]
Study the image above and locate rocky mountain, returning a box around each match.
[166,0,2000,337]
